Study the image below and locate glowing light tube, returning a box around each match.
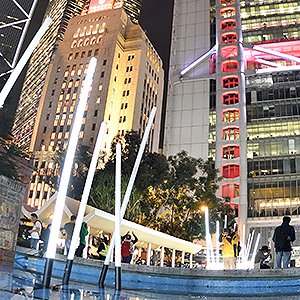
[115,143,122,290]
[256,64,300,74]
[67,121,106,260]
[254,45,300,65]
[46,57,97,260]
[216,220,220,267]
[250,233,261,269]
[0,17,52,108]
[204,207,210,269]
[180,45,216,76]
[99,106,157,287]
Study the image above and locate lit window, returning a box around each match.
[220,7,236,18]
[221,60,239,72]
[68,53,73,60]
[222,164,240,178]
[222,108,240,122]
[221,183,240,199]
[222,126,240,140]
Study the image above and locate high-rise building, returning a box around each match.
[166,0,300,242]
[123,0,142,24]
[12,0,143,152]
[25,6,163,208]
[12,0,86,151]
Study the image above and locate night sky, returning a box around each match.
[5,0,174,146]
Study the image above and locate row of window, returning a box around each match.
[68,49,100,60]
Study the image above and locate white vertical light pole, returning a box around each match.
[115,143,122,290]
[99,107,157,287]
[189,253,193,269]
[62,121,106,285]
[224,215,228,228]
[160,246,165,267]
[43,57,97,288]
[0,17,52,107]
[216,220,220,267]
[172,249,176,268]
[250,233,261,269]
[181,251,185,266]
[147,243,152,266]
[204,207,211,269]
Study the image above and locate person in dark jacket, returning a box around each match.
[272,216,295,268]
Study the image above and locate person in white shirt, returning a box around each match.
[28,213,41,249]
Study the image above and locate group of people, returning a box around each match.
[220,216,296,270]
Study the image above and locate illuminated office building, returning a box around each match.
[12,0,86,151]
[26,6,163,208]
[123,0,142,24]
[166,0,300,238]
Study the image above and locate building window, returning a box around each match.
[222,126,240,140]
[49,102,52,108]
[222,144,240,159]
[222,75,239,88]
[119,116,122,123]
[222,108,240,122]
[43,127,47,133]
[94,48,99,55]
[123,116,126,122]
[101,71,105,78]
[87,50,92,57]
[92,123,96,131]
[46,114,50,120]
[221,183,240,199]
[89,137,94,144]
[221,32,238,43]
[221,60,239,72]
[221,19,237,30]
[75,52,79,59]
[68,53,73,60]
[222,91,239,105]
[222,164,240,178]
[94,110,98,117]
[103,59,107,66]
[81,51,86,58]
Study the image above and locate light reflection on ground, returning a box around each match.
[0,266,300,300]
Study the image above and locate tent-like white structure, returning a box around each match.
[22,193,202,254]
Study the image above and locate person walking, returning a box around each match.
[75,222,89,258]
[97,236,109,260]
[121,231,138,263]
[62,215,76,254]
[28,213,42,250]
[272,216,295,268]
[220,227,240,270]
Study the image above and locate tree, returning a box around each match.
[46,145,92,200]
[136,151,224,241]
[0,138,29,182]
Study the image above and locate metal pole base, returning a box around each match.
[42,258,54,288]
[99,264,109,288]
[115,266,121,290]
[62,259,73,286]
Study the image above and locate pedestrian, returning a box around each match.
[254,245,272,269]
[75,222,89,257]
[97,236,109,260]
[219,227,240,270]
[28,213,42,250]
[272,216,295,268]
[62,215,76,254]
[121,231,138,263]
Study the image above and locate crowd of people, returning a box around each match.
[19,213,297,269]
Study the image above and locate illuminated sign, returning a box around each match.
[88,0,115,14]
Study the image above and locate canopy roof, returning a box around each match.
[22,193,202,254]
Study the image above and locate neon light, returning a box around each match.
[221,32,237,43]
[255,58,279,68]
[256,64,300,74]
[253,45,300,64]
[221,60,239,72]
[46,57,97,259]
[220,19,237,30]
[220,7,236,18]
[221,45,238,58]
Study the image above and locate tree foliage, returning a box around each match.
[46,145,92,200]
[88,131,227,242]
[0,138,29,182]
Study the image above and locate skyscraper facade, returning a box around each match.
[166,0,300,241]
[12,0,86,151]
[0,0,38,77]
[25,7,163,208]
